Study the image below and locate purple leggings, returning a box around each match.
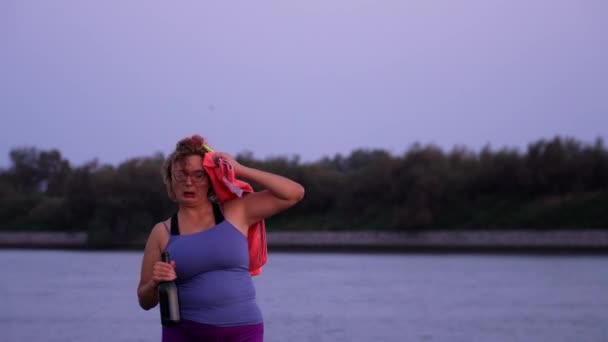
[162,320,264,342]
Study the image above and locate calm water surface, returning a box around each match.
[2,250,607,342]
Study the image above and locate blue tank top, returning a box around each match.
[164,220,263,326]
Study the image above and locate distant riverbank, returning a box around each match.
[1,229,608,252]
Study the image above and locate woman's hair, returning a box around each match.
[161,135,209,201]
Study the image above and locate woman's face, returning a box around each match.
[171,155,209,206]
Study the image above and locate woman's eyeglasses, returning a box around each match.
[173,170,208,184]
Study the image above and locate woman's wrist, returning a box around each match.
[234,164,250,178]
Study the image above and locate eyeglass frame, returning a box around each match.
[172,169,209,184]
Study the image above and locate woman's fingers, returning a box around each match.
[214,152,234,164]
[213,152,242,174]
[153,273,176,282]
[153,261,177,282]
[212,152,222,165]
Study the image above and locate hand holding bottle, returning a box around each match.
[152,258,176,285]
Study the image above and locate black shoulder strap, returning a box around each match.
[171,203,223,236]
[170,213,180,235]
[212,201,224,224]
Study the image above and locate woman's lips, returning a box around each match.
[183,191,196,198]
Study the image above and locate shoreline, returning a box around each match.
[1,229,607,253]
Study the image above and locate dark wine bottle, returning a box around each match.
[158,251,180,326]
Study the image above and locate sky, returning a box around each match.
[1,0,607,167]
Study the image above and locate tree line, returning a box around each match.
[1,136,607,246]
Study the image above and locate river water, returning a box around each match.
[2,250,607,341]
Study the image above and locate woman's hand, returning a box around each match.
[213,152,244,175]
[151,260,176,285]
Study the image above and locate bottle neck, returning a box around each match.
[161,251,170,263]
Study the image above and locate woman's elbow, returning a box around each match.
[137,288,157,311]
[138,298,156,311]
[290,184,305,203]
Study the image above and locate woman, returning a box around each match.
[137,135,305,341]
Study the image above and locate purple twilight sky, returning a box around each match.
[1,1,607,167]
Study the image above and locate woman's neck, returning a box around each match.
[178,201,215,226]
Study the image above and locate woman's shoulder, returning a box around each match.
[147,219,171,239]
[143,220,171,251]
